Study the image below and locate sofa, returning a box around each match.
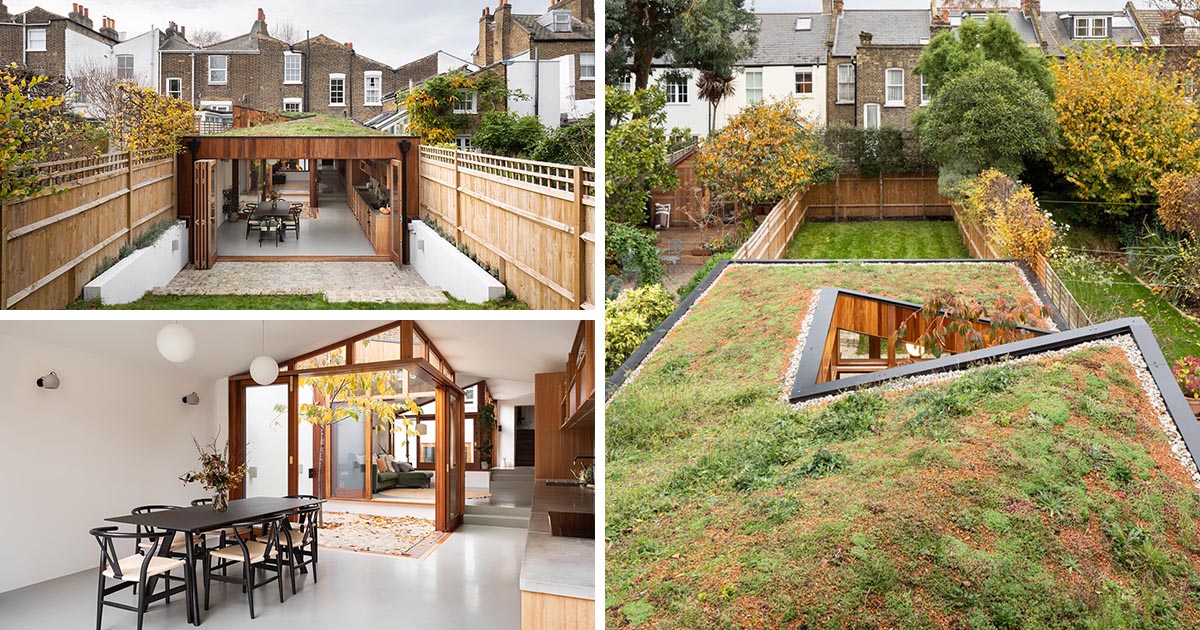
[372,463,433,492]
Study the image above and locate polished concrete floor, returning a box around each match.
[0,525,525,630]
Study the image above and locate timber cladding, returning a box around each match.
[418,146,596,310]
[1,150,176,309]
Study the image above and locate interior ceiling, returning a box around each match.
[0,319,577,399]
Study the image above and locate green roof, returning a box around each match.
[213,114,394,138]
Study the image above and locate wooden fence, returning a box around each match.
[803,174,953,221]
[1,149,177,309]
[418,146,595,310]
[953,207,1092,330]
[736,191,807,259]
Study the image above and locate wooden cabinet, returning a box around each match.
[348,185,392,256]
[560,322,595,430]
[522,591,594,630]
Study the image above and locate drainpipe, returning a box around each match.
[21,13,26,66]
[305,30,310,113]
[399,140,411,265]
[348,47,355,119]
[533,46,540,119]
[190,52,196,107]
[852,58,858,127]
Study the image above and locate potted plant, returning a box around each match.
[179,437,247,511]
[1173,356,1200,417]
[222,188,241,223]
[476,402,496,470]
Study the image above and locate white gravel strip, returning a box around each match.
[781,289,822,397]
[790,334,1200,488]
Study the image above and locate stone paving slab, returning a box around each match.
[156,262,449,304]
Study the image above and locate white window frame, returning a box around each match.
[166,77,182,99]
[208,55,228,85]
[664,76,690,104]
[455,135,474,151]
[837,63,855,104]
[283,52,302,84]
[795,70,813,95]
[885,68,905,106]
[920,74,929,106]
[863,103,881,129]
[1074,16,1107,39]
[283,97,303,112]
[116,54,135,81]
[744,69,763,104]
[795,17,812,31]
[453,89,477,114]
[579,53,595,81]
[329,73,346,107]
[553,11,572,33]
[200,100,232,112]
[364,71,383,106]
[620,75,633,92]
[26,28,46,52]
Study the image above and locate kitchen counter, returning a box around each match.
[519,479,596,601]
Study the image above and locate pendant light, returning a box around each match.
[157,322,196,363]
[249,321,279,386]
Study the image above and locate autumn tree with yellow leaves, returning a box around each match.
[0,68,71,202]
[1052,44,1200,216]
[694,98,838,219]
[109,83,195,153]
[963,169,1057,264]
[1156,172,1200,239]
[402,70,511,145]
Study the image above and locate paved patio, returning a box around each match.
[155,262,448,304]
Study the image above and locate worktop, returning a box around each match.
[519,479,596,601]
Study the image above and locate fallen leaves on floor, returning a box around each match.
[318,511,436,557]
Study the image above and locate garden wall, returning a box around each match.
[408,220,506,303]
[1,149,177,309]
[82,221,189,305]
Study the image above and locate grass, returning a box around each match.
[606,262,1200,628]
[1057,262,1200,363]
[783,220,970,260]
[215,114,393,137]
[66,293,526,310]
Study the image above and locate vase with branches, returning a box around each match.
[179,436,247,511]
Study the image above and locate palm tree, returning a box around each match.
[695,70,736,135]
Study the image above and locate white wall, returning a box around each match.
[507,58,563,128]
[408,220,506,303]
[112,29,161,90]
[0,333,218,594]
[64,29,113,82]
[718,65,827,128]
[648,68,712,136]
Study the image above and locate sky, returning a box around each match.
[11,0,557,68]
[750,1,1163,12]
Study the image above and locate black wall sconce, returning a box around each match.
[36,372,60,389]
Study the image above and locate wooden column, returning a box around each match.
[231,159,239,196]
[309,161,319,208]
[573,166,584,310]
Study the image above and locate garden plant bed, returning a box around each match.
[607,262,1200,628]
[783,220,970,260]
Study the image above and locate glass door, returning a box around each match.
[243,383,290,498]
[436,387,465,531]
[328,401,368,499]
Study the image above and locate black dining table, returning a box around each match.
[106,497,323,626]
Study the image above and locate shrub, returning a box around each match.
[1155,172,1200,239]
[1125,228,1200,307]
[605,284,677,374]
[606,222,664,287]
[530,114,594,166]
[959,169,1056,263]
[1172,356,1200,398]
[471,111,545,157]
[606,87,678,225]
[677,252,731,299]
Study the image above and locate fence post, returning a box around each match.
[0,201,5,310]
[573,166,584,310]
[878,173,884,219]
[126,151,135,245]
[452,150,461,247]
[834,173,840,221]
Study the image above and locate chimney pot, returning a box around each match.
[859,31,873,45]
[346,42,353,49]
[257,8,265,21]
[181,25,186,37]
[84,7,88,17]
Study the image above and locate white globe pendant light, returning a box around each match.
[250,321,279,386]
[156,323,196,363]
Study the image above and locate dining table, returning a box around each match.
[106,497,323,626]
[250,206,300,242]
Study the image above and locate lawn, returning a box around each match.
[67,293,526,310]
[783,220,970,259]
[1056,262,1200,363]
[606,262,1200,628]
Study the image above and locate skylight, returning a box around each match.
[796,17,812,31]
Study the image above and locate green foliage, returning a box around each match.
[677,252,731,299]
[471,111,545,157]
[0,68,69,202]
[1125,228,1200,308]
[793,447,848,479]
[806,392,887,443]
[917,13,1054,99]
[605,284,677,374]
[606,87,678,225]
[917,61,1057,194]
[110,83,195,152]
[606,222,664,287]
[402,70,510,144]
[91,218,183,282]
[222,188,240,216]
[530,114,594,166]
[823,125,931,177]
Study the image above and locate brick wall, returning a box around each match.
[0,9,114,77]
[532,39,595,101]
[855,44,925,129]
[826,55,855,126]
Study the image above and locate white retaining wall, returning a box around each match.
[408,220,506,303]
[82,222,189,304]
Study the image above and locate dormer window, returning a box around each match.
[553,10,572,33]
[1074,16,1108,39]
[795,17,812,31]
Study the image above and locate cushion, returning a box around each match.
[375,456,388,472]
[396,462,415,472]
[377,471,399,482]
[210,540,274,564]
[104,554,185,582]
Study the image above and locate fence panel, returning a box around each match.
[805,175,952,221]
[1,149,176,309]
[417,147,593,310]
[736,191,807,259]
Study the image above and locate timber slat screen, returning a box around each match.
[737,191,807,259]
[418,146,595,310]
[1,149,176,309]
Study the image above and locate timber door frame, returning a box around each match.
[435,386,466,532]
[193,159,218,269]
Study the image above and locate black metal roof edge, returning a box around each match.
[788,316,1200,479]
[603,258,733,401]
[1013,259,1070,331]
[787,286,1056,400]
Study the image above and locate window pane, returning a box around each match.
[294,346,346,370]
[795,71,812,94]
[580,53,595,79]
[284,54,301,82]
[354,325,404,363]
[746,71,762,104]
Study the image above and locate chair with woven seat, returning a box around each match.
[131,505,186,557]
[90,527,190,630]
[243,203,261,239]
[282,205,302,240]
[278,504,320,594]
[204,517,287,619]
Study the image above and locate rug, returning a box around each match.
[302,206,319,220]
[376,487,491,501]
[318,511,436,557]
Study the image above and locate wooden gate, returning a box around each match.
[390,159,404,267]
[193,159,217,269]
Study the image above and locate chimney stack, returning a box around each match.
[100,16,119,40]
[69,4,94,29]
[834,0,843,14]
[181,25,186,38]
[257,8,265,21]
[1161,11,1185,45]
[1020,0,1040,17]
[0,2,9,21]
[346,42,353,50]
[859,31,873,46]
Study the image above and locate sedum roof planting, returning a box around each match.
[212,114,394,138]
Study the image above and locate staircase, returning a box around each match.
[463,467,534,529]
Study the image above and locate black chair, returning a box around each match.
[278,504,320,594]
[243,203,261,239]
[204,517,288,619]
[131,505,184,557]
[283,205,302,240]
[90,527,190,630]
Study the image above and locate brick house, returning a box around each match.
[159,9,397,123]
[825,7,932,130]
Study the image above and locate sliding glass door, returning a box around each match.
[243,382,290,498]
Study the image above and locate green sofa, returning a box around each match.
[372,463,433,492]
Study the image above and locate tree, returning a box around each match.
[896,290,1049,358]
[531,114,595,166]
[917,13,1053,98]
[271,20,303,45]
[1156,172,1200,239]
[0,68,70,202]
[188,28,226,47]
[695,69,735,133]
[109,83,196,152]
[402,70,509,144]
[1151,0,1200,22]
[471,111,545,157]
[917,61,1056,195]
[606,0,758,91]
[68,60,128,121]
[1052,44,1200,214]
[693,97,838,217]
[606,86,678,224]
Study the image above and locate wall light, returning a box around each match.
[36,372,60,389]
[182,392,200,405]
